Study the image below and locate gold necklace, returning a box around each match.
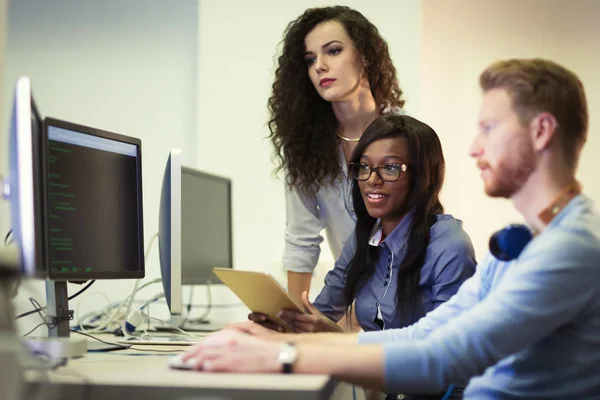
[336,133,360,142]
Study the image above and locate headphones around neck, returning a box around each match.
[489,224,533,261]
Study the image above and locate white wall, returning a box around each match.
[195,0,422,293]
[5,0,199,333]
[420,0,600,258]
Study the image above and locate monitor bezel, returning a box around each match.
[43,117,145,280]
[9,77,47,278]
[159,149,183,317]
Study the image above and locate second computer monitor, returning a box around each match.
[159,151,233,320]
[181,166,232,284]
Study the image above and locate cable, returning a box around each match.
[186,285,195,319]
[22,322,48,337]
[73,281,161,335]
[186,281,212,324]
[121,232,159,332]
[77,278,162,334]
[15,280,96,319]
[74,292,113,331]
[68,280,96,301]
[22,297,74,337]
[71,330,182,353]
[4,229,13,244]
[441,384,456,400]
[138,316,206,340]
[177,285,195,327]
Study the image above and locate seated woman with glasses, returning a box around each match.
[251,114,477,338]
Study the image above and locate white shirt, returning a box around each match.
[282,145,356,273]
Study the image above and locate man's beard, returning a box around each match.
[483,138,536,199]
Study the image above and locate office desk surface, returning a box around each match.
[25,335,341,400]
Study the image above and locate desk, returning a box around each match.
[24,334,354,400]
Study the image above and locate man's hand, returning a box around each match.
[223,320,284,339]
[181,329,281,373]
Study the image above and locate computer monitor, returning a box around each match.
[2,77,144,355]
[41,117,145,339]
[43,118,145,281]
[3,77,46,278]
[181,166,233,284]
[159,150,233,327]
[159,149,183,321]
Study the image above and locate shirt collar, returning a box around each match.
[368,219,384,246]
[368,209,416,254]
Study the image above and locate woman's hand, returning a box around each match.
[247,312,285,332]
[279,291,343,333]
[181,329,281,373]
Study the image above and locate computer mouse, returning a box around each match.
[168,354,199,370]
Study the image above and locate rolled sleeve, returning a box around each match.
[283,185,326,274]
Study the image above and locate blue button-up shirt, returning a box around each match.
[359,195,600,398]
[313,211,477,330]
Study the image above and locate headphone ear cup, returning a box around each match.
[489,224,533,261]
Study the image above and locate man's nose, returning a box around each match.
[469,134,484,158]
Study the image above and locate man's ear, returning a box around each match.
[530,112,558,152]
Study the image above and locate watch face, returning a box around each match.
[278,342,298,372]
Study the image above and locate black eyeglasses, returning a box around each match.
[349,162,408,182]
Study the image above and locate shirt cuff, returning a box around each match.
[283,248,319,274]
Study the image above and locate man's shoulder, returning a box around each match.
[537,198,600,259]
[519,213,600,278]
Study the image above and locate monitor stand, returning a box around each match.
[35,281,128,355]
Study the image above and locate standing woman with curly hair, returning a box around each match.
[268,6,404,305]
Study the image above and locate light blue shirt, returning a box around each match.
[359,195,600,398]
[313,211,477,331]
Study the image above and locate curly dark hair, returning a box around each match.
[344,115,445,326]
[268,6,404,194]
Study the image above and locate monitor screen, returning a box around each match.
[181,167,232,285]
[43,118,144,280]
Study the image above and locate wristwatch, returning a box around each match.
[277,341,298,373]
